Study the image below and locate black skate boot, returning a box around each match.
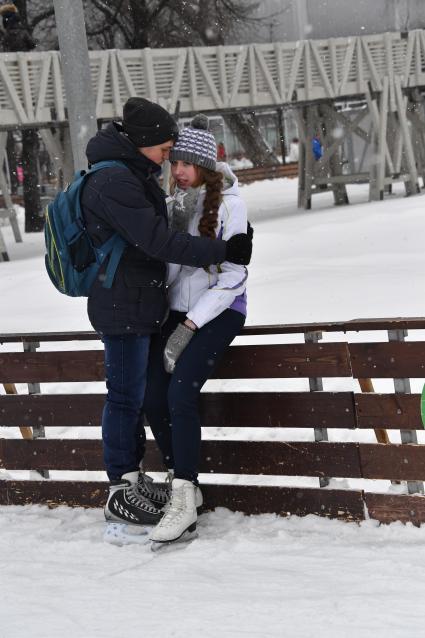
[105,471,163,526]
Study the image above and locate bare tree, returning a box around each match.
[14,0,56,49]
[83,0,280,165]
[83,0,263,49]
[0,1,48,232]
[3,0,285,195]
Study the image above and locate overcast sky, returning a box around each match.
[243,0,425,44]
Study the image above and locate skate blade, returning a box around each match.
[103,522,150,546]
[150,529,198,553]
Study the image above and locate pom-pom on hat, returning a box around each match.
[122,97,179,147]
[169,114,217,171]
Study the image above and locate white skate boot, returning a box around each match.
[150,478,199,549]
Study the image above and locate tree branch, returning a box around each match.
[144,0,171,28]
[29,7,55,31]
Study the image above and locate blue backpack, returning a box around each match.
[44,160,128,297]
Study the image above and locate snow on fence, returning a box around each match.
[1,318,425,525]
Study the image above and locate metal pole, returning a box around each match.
[53,0,97,173]
[293,0,309,40]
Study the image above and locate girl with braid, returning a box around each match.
[144,114,249,546]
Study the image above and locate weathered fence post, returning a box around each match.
[23,341,49,479]
[305,330,329,488]
[388,328,423,495]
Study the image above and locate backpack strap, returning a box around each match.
[102,235,127,288]
[89,159,128,173]
[86,160,129,289]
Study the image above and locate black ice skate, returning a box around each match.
[104,471,163,526]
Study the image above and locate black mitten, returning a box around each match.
[225,226,253,265]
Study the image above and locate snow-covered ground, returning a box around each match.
[3,177,425,331]
[2,178,425,637]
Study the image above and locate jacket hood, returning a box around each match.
[217,161,240,197]
[86,122,161,174]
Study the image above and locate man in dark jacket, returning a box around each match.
[81,97,252,527]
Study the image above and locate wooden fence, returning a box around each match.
[0,163,299,210]
[234,162,298,184]
[1,318,425,524]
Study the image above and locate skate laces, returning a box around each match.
[159,485,188,527]
[126,483,159,514]
[138,472,170,505]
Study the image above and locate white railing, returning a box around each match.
[0,30,425,128]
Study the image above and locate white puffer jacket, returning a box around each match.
[166,162,248,328]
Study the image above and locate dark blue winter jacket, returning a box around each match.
[81,122,227,335]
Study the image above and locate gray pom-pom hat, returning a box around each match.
[169,114,217,171]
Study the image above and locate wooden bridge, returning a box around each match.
[0,29,424,206]
[1,31,425,126]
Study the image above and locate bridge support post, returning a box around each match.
[296,106,314,209]
[296,109,307,208]
[320,103,349,206]
[406,88,425,188]
[40,128,74,187]
[393,76,420,197]
[367,78,390,202]
[297,103,352,209]
[0,132,22,244]
[0,228,9,261]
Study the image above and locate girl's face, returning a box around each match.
[171,160,198,190]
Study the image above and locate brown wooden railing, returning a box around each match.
[1,318,425,524]
[0,163,299,210]
[233,162,298,184]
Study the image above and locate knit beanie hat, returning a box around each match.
[122,97,179,147]
[169,114,217,171]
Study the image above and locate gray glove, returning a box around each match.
[164,323,195,373]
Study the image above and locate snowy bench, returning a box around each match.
[1,318,425,525]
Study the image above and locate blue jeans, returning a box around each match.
[101,334,150,480]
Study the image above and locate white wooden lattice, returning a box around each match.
[0,30,425,128]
